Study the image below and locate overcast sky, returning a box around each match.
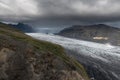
[0,0,120,28]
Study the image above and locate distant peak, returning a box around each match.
[98,24,106,26]
[93,24,109,26]
[17,22,26,25]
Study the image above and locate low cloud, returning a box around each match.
[0,0,120,25]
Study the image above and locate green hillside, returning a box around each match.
[0,23,89,80]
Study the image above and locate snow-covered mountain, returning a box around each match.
[27,33,120,80]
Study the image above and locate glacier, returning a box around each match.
[26,33,120,80]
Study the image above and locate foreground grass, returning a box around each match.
[0,23,89,80]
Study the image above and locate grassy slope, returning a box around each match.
[0,23,89,80]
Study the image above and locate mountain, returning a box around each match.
[27,33,120,80]
[58,24,120,46]
[9,22,35,32]
[0,22,89,80]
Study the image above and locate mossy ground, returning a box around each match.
[0,23,90,80]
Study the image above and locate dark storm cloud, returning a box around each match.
[1,0,120,24]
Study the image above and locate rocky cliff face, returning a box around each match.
[58,24,120,46]
[0,23,89,80]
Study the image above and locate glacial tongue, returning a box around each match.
[27,33,120,80]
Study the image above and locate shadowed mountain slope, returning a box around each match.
[9,22,35,32]
[58,24,120,46]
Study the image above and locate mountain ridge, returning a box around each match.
[58,24,120,46]
[9,22,35,32]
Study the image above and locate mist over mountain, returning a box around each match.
[7,22,35,32]
[1,0,120,80]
